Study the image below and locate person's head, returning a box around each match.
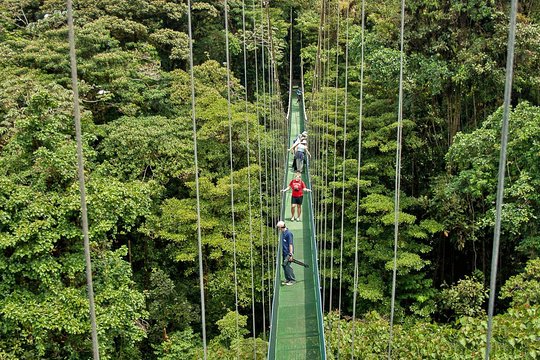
[302,131,308,137]
[276,220,286,231]
[295,172,302,179]
[301,139,307,145]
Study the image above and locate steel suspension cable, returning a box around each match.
[319,0,330,244]
[485,0,518,358]
[388,0,406,357]
[267,0,285,332]
[267,28,277,283]
[321,6,332,312]
[240,0,257,356]
[309,27,323,248]
[286,7,293,122]
[300,34,307,125]
[252,0,267,342]
[351,0,366,357]
[264,0,276,254]
[328,0,341,317]
[186,0,208,357]
[351,0,365,359]
[269,3,284,271]
[261,19,273,324]
[337,5,350,357]
[259,0,274,322]
[312,7,325,244]
[66,2,99,358]
[223,0,241,348]
[269,8,282,225]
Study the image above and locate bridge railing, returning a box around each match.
[301,94,327,359]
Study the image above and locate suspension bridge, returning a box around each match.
[56,0,520,358]
[267,91,326,359]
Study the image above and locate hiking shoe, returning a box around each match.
[285,281,295,286]
[296,217,301,222]
[291,217,296,221]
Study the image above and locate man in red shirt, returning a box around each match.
[281,172,312,221]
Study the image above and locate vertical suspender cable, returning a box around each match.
[318,1,326,282]
[260,0,275,322]
[240,0,257,356]
[265,0,275,258]
[265,0,284,172]
[322,8,331,312]
[329,0,341,316]
[269,5,280,228]
[388,0,406,358]
[300,35,307,124]
[260,5,273,320]
[312,0,323,277]
[186,0,208,357]
[266,1,281,274]
[252,0,269,344]
[485,0,518,358]
[337,4,350,357]
[313,0,324,98]
[351,0,366,357]
[253,3,267,337]
[311,0,325,249]
[223,0,241,348]
[67,2,100,359]
[268,32,277,284]
[286,7,293,122]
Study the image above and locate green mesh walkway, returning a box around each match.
[267,90,326,359]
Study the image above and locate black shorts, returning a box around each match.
[291,196,303,205]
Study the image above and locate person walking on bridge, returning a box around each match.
[289,131,308,153]
[289,131,307,171]
[281,172,311,221]
[295,88,302,104]
[277,220,295,285]
[294,139,310,173]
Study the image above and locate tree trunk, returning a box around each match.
[447,92,461,145]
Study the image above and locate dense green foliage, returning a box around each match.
[300,0,540,357]
[0,0,539,357]
[0,0,284,357]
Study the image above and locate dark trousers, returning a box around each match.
[282,255,296,282]
[295,152,305,173]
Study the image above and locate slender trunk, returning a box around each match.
[447,92,461,145]
[128,239,132,265]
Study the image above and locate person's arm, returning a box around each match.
[288,233,294,257]
[305,147,311,157]
[281,185,291,192]
[288,140,300,153]
[302,182,312,192]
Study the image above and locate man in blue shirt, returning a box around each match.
[277,220,295,285]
